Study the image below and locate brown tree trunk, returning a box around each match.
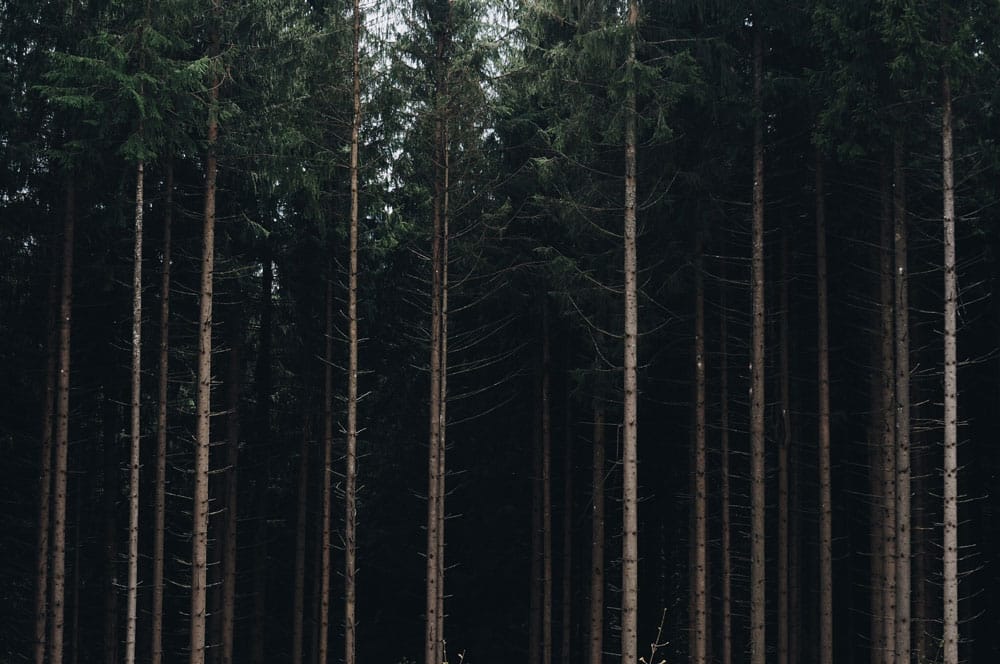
[693,232,707,664]
[778,223,791,664]
[191,6,221,657]
[542,307,554,664]
[49,178,76,664]
[588,404,605,664]
[318,278,334,664]
[941,67,958,664]
[33,216,61,664]
[292,417,310,664]
[621,2,640,662]
[152,159,173,664]
[750,25,767,664]
[345,3,361,663]
[879,158,897,663]
[816,153,833,664]
[125,156,145,664]
[893,137,912,664]
[719,258,732,664]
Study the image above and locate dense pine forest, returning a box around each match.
[3,1,1000,663]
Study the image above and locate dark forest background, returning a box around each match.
[2,1,1000,663]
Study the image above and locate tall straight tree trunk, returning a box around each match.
[893,138,912,664]
[152,159,173,664]
[191,6,221,657]
[345,2,361,662]
[588,404,605,664]
[49,177,76,664]
[530,390,543,664]
[778,224,791,664]
[816,152,833,664]
[941,66,958,664]
[693,232,707,664]
[33,218,61,664]
[750,24,767,664]
[318,279,334,664]
[868,238,884,664]
[436,93,450,664]
[879,158,897,663]
[719,258,732,664]
[125,156,145,664]
[542,306,554,664]
[621,1,640,662]
[103,394,119,664]
[292,417,311,664]
[221,312,242,664]
[560,369,573,664]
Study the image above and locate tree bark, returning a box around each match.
[344,3,361,664]
[621,2,640,662]
[879,158,897,663]
[49,177,76,664]
[124,156,144,664]
[542,306,554,664]
[560,369,573,664]
[718,257,732,664]
[191,6,221,656]
[152,159,173,664]
[941,66,958,664]
[778,223,791,664]
[693,232,707,664]
[893,137,912,664]
[816,153,833,664]
[588,404,605,664]
[318,278,334,664]
[292,417,310,664]
[530,386,543,664]
[750,24,767,664]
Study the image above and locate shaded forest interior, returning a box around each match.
[3,1,1000,663]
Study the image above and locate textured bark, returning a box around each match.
[152,159,173,664]
[941,68,958,664]
[124,157,144,664]
[318,279,334,664]
[778,224,791,664]
[292,418,310,664]
[560,374,573,664]
[893,138,911,664]
[588,405,605,664]
[33,219,60,664]
[693,233,707,664]
[750,25,767,664]
[191,6,221,660]
[345,3,361,663]
[879,159,897,663]
[621,2,640,662]
[718,260,732,664]
[49,178,76,664]
[816,154,833,664]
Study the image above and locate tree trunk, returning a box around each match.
[879,158,897,663]
[816,153,833,664]
[292,417,310,664]
[543,306,554,664]
[33,214,61,664]
[719,257,732,664]
[750,25,767,664]
[530,387,543,664]
[345,2,361,663]
[152,159,173,664]
[778,223,791,664]
[621,1,640,662]
[221,311,242,664]
[893,137,912,664]
[588,404,605,664]
[191,6,221,657]
[124,156,144,664]
[560,370,573,664]
[103,385,119,664]
[693,232,707,664]
[941,67,958,664]
[49,177,76,664]
[318,278,334,664]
